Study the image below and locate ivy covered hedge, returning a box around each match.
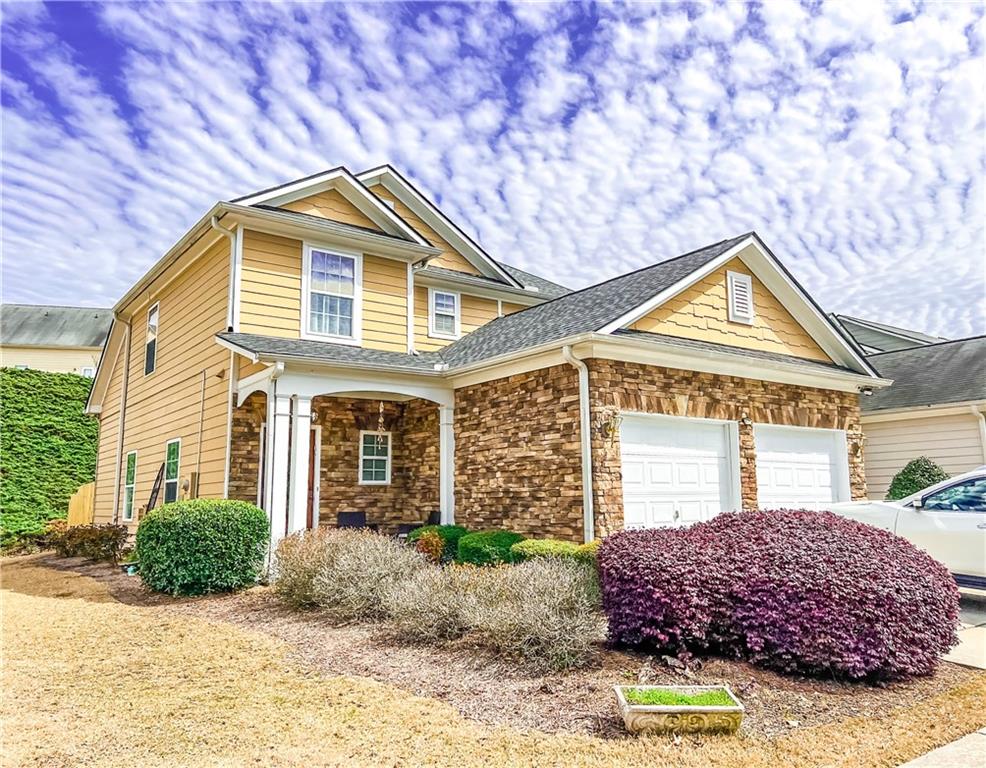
[0,368,99,547]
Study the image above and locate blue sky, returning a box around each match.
[2,1,984,337]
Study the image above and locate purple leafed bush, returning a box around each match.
[599,510,961,681]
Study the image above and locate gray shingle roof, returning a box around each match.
[218,332,444,373]
[614,329,852,374]
[0,304,112,348]
[437,234,752,367]
[862,336,986,411]
[498,263,570,298]
[831,314,944,353]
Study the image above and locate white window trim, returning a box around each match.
[145,302,160,375]
[428,287,461,340]
[726,270,754,325]
[358,430,391,486]
[122,450,137,522]
[301,242,363,346]
[164,437,181,504]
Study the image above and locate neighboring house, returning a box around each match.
[85,164,886,550]
[859,337,986,499]
[0,304,113,377]
[830,313,946,354]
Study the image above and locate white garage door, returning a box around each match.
[620,415,739,529]
[754,425,850,510]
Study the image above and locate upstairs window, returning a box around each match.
[727,271,754,324]
[145,303,159,375]
[164,439,181,504]
[81,366,95,378]
[359,431,391,485]
[304,245,361,343]
[122,451,137,522]
[429,289,460,339]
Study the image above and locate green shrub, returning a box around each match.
[136,499,268,596]
[457,530,525,566]
[886,456,950,500]
[0,369,98,548]
[273,528,428,621]
[406,524,468,560]
[49,522,128,562]
[511,538,588,562]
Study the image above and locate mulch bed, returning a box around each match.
[11,553,979,740]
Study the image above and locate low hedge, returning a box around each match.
[886,456,950,500]
[510,538,600,564]
[407,524,469,561]
[599,509,960,681]
[49,521,128,562]
[456,529,525,566]
[136,499,268,596]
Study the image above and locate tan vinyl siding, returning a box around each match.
[862,412,986,499]
[0,345,102,374]
[93,347,124,521]
[502,302,527,315]
[413,287,499,351]
[239,230,303,339]
[93,237,231,528]
[630,255,832,362]
[238,359,270,379]
[281,189,381,231]
[363,256,409,352]
[369,186,481,276]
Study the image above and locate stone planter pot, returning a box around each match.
[614,685,744,735]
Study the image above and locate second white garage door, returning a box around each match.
[620,415,740,528]
[754,424,850,510]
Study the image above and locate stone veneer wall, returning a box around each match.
[453,364,584,540]
[228,391,267,504]
[587,359,866,536]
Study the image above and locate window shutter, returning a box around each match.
[727,271,754,323]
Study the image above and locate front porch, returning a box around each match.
[227,365,454,552]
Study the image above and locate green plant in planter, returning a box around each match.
[136,499,268,596]
[886,456,950,500]
[456,529,525,566]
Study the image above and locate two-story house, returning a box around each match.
[86,164,887,553]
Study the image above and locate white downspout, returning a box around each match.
[111,316,132,525]
[211,215,237,331]
[562,345,594,543]
[971,405,986,464]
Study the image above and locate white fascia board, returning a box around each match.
[597,237,756,335]
[85,318,124,414]
[214,335,259,363]
[414,270,543,305]
[860,400,986,423]
[231,168,429,247]
[357,167,523,288]
[222,203,440,261]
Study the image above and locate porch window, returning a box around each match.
[122,451,137,522]
[304,245,361,343]
[145,303,159,375]
[164,439,181,503]
[429,289,460,339]
[359,431,391,485]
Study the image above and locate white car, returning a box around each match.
[831,467,986,588]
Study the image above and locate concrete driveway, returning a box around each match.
[945,591,986,670]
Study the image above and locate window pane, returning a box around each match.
[434,293,456,313]
[310,293,353,338]
[925,479,986,511]
[311,251,355,297]
[126,453,136,484]
[164,481,178,504]
[145,339,156,374]
[124,487,134,519]
[166,442,180,479]
[148,306,159,333]
[434,313,456,335]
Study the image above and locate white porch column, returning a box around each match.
[265,392,292,552]
[287,395,312,536]
[439,404,455,524]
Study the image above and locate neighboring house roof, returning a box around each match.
[862,336,986,412]
[831,314,945,353]
[0,304,112,348]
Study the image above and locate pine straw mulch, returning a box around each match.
[3,553,985,768]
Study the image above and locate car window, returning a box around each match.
[923,478,986,512]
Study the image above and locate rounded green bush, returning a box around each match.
[886,456,950,500]
[406,524,469,560]
[510,538,581,561]
[456,529,525,566]
[136,499,269,596]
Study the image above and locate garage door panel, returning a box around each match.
[754,425,847,510]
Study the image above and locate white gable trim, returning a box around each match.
[356,165,523,288]
[232,167,429,247]
[597,235,878,377]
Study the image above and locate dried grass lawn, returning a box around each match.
[3,554,986,768]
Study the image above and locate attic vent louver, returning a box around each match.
[727,270,754,324]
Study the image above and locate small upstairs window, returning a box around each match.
[81,366,95,378]
[145,303,159,375]
[429,289,460,339]
[727,271,754,324]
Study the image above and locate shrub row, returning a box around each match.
[48,520,128,562]
[510,538,599,564]
[273,529,604,671]
[599,509,960,681]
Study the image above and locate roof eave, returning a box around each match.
[414,268,544,304]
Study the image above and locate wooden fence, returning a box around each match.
[66,482,95,527]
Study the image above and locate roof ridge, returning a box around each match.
[865,334,986,356]
[834,313,943,341]
[1,303,113,311]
